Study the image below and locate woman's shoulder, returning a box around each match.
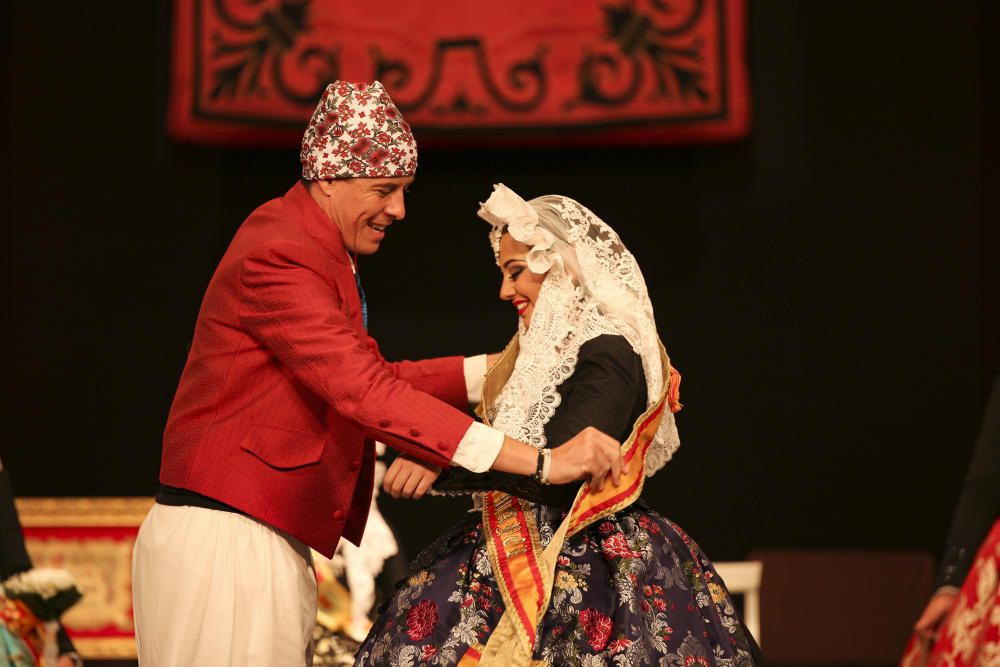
[578,333,641,365]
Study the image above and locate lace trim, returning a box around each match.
[488,266,619,448]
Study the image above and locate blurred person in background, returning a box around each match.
[903,372,1000,665]
[0,461,82,667]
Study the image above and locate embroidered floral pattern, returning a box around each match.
[300,80,417,180]
[406,600,439,641]
[579,608,613,651]
[356,506,757,667]
[901,519,1000,667]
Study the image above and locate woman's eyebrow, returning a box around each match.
[502,258,526,269]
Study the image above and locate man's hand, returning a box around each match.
[383,455,441,499]
[914,589,958,640]
[550,427,626,492]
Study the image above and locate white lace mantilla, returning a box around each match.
[480,185,680,476]
[487,265,619,448]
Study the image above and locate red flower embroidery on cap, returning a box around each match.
[300,81,417,180]
[350,137,371,157]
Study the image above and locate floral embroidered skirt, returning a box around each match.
[901,518,1000,667]
[355,500,759,666]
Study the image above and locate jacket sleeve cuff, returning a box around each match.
[451,422,503,472]
[463,355,487,404]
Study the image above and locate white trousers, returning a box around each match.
[132,504,317,666]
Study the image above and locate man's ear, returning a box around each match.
[309,178,354,205]
[314,179,338,197]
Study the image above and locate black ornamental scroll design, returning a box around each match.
[208,0,338,105]
[373,39,548,115]
[572,0,709,108]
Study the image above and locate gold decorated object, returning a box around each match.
[315,557,353,634]
[15,497,154,527]
[14,497,154,660]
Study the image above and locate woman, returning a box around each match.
[356,185,759,667]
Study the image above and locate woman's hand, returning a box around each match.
[914,589,958,640]
[383,455,441,499]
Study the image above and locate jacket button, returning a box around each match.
[437,441,450,452]
[409,428,420,437]
[379,419,391,428]
[349,460,360,471]
[333,510,345,520]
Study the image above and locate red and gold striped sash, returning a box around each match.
[460,337,678,666]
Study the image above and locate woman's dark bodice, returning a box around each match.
[433,334,648,507]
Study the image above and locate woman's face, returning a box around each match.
[498,233,547,329]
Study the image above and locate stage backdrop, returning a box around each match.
[168,0,749,147]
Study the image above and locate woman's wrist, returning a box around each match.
[492,436,539,476]
[532,448,552,485]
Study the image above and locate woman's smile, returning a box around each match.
[497,234,546,329]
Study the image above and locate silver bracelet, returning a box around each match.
[540,448,552,485]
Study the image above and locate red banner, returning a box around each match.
[168,0,749,147]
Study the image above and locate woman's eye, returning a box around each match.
[509,269,523,281]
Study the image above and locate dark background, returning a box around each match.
[4,0,998,571]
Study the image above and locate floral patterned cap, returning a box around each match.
[300,80,417,180]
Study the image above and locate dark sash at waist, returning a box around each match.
[155,485,246,516]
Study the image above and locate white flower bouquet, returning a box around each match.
[1,568,82,622]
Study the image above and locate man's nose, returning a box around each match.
[385,190,406,221]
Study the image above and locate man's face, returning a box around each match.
[320,176,413,255]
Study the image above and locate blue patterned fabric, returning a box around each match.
[356,501,759,666]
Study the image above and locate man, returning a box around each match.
[132,81,624,666]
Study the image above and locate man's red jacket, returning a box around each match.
[160,182,474,557]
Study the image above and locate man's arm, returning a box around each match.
[239,243,623,485]
[386,337,639,499]
[385,428,625,499]
[361,333,475,410]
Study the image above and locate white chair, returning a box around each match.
[714,560,763,647]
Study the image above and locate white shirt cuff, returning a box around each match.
[463,355,487,404]
[451,422,504,473]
